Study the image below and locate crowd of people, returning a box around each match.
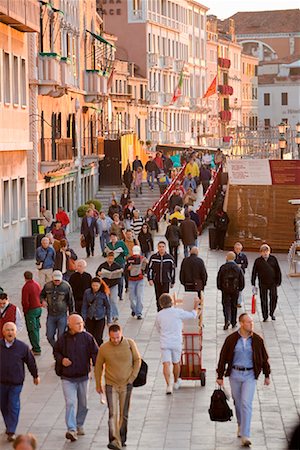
[0,148,286,450]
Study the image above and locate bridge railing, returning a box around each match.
[196,165,222,233]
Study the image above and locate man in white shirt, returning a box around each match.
[155,293,199,394]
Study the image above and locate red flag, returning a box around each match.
[203,75,217,99]
[251,295,256,314]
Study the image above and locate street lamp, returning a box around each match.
[295,122,300,159]
[278,122,287,159]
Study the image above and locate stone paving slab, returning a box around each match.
[0,218,299,450]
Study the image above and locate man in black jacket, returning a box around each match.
[54,314,98,442]
[148,241,176,311]
[217,252,245,330]
[0,322,40,442]
[179,247,207,297]
[168,188,183,214]
[251,244,282,322]
[145,155,158,190]
[81,208,98,258]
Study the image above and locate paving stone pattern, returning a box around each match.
[0,211,299,449]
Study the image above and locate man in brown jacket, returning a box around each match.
[216,313,270,447]
[180,212,198,257]
[95,324,141,450]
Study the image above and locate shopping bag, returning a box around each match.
[251,294,256,314]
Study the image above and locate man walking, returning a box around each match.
[126,245,148,320]
[40,270,74,347]
[217,252,245,330]
[81,208,98,258]
[0,293,23,339]
[216,313,271,447]
[132,155,143,174]
[145,155,158,190]
[21,271,42,355]
[53,314,98,442]
[69,260,92,314]
[103,232,129,301]
[148,241,176,312]
[179,247,207,297]
[180,212,198,257]
[95,324,141,450]
[155,294,199,394]
[234,242,248,308]
[56,206,70,231]
[97,211,113,253]
[0,322,40,442]
[40,205,53,233]
[168,187,183,214]
[251,244,282,322]
[35,236,56,286]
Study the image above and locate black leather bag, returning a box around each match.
[208,388,233,422]
[133,359,148,387]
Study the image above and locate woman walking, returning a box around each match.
[138,223,154,259]
[165,218,181,267]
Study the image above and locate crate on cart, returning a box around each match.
[174,292,206,386]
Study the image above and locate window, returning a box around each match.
[13,56,19,105]
[3,52,10,103]
[264,93,270,106]
[21,59,26,106]
[12,179,18,221]
[20,178,26,219]
[281,92,288,106]
[3,180,10,225]
[264,118,270,129]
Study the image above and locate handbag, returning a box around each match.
[128,339,148,387]
[80,236,86,248]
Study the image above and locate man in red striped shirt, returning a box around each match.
[21,271,42,355]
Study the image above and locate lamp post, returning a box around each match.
[295,122,300,159]
[278,122,287,159]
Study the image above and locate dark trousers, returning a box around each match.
[0,384,22,433]
[259,285,278,320]
[216,230,226,250]
[169,244,179,267]
[222,292,239,326]
[85,233,95,257]
[154,282,170,311]
[118,261,125,299]
[85,317,105,346]
[25,307,42,353]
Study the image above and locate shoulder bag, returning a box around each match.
[128,340,148,387]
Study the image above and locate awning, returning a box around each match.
[86,30,114,48]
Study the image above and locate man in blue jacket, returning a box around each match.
[53,314,98,442]
[0,322,40,442]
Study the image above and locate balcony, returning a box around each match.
[38,53,62,97]
[150,131,159,142]
[177,96,189,107]
[219,110,232,122]
[84,70,108,103]
[162,93,173,105]
[138,98,150,106]
[218,84,234,95]
[164,56,173,68]
[60,58,76,88]
[0,0,39,32]
[149,91,159,104]
[190,98,200,111]
[39,138,74,173]
[148,53,158,68]
[82,136,104,163]
[161,131,170,143]
[174,59,185,72]
[218,57,231,69]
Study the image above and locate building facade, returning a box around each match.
[98,0,208,146]
[0,1,39,270]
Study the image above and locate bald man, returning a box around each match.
[217,252,245,330]
[53,314,98,442]
[0,323,39,442]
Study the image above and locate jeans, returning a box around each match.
[259,285,278,320]
[61,379,89,431]
[237,291,243,306]
[46,313,67,347]
[25,307,42,353]
[183,243,195,258]
[169,244,179,267]
[100,231,110,253]
[0,384,23,433]
[109,284,119,320]
[229,369,256,438]
[106,383,133,448]
[222,293,239,326]
[147,171,156,189]
[128,279,144,316]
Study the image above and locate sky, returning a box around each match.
[206,0,300,19]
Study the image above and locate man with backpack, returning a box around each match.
[217,252,245,330]
[216,313,271,447]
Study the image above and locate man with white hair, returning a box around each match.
[251,244,282,322]
[54,314,98,442]
[217,252,245,330]
[35,236,56,286]
[0,322,40,442]
[125,245,148,320]
[69,260,92,314]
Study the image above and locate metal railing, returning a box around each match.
[39,138,74,162]
[196,166,222,233]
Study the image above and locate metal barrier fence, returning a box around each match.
[196,166,222,233]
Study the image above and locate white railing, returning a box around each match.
[38,54,61,84]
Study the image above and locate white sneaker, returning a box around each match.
[166,384,173,395]
[173,378,182,390]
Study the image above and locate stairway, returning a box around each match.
[95,182,161,215]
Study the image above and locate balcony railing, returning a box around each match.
[218,57,231,69]
[177,95,189,107]
[60,58,76,87]
[149,91,159,104]
[57,138,74,161]
[163,93,172,105]
[218,84,234,95]
[84,70,108,103]
[39,138,74,163]
[38,53,61,96]
[219,110,232,121]
[148,53,158,68]
[82,137,104,157]
[0,0,39,32]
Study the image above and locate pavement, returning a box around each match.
[0,215,299,449]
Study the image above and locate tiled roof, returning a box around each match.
[260,54,300,65]
[223,9,300,35]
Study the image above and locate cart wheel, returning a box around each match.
[200,371,206,387]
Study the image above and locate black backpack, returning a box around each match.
[209,388,233,422]
[222,266,239,295]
